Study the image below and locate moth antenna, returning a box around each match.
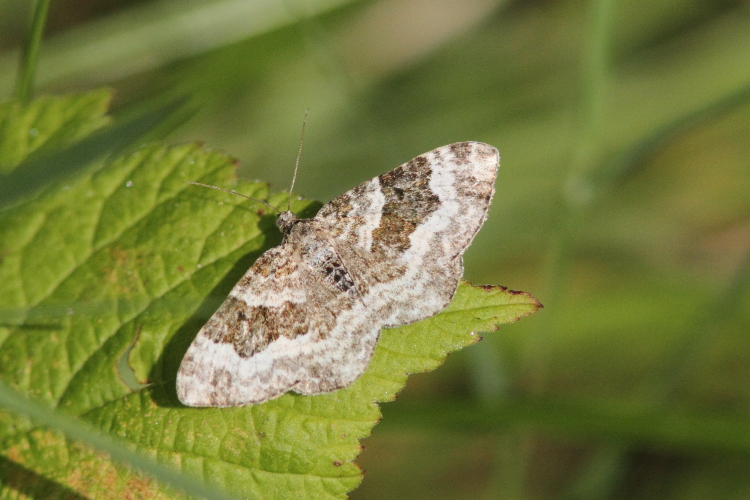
[184,181,280,214]
[288,109,308,212]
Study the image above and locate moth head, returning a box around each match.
[276,211,298,234]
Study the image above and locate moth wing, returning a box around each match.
[176,237,380,407]
[315,141,499,327]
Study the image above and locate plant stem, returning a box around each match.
[15,0,52,103]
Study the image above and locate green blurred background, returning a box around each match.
[2,0,750,498]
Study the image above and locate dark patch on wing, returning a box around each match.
[316,184,362,220]
[240,246,298,282]
[449,142,474,162]
[450,147,496,205]
[318,253,356,294]
[205,296,308,358]
[372,158,440,254]
[294,223,358,296]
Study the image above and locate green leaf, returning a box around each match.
[0,91,188,210]
[0,90,111,174]
[0,93,541,499]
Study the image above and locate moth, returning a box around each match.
[177,141,499,406]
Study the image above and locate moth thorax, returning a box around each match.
[276,211,298,234]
